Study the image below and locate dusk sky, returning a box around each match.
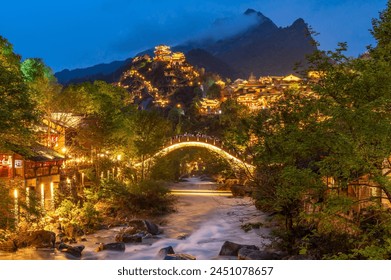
[0,0,388,72]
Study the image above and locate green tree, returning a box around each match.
[245,1,391,257]
[206,83,222,99]
[251,89,328,234]
[60,81,130,152]
[220,98,252,154]
[22,58,64,148]
[119,110,172,181]
[0,36,37,150]
[0,182,14,230]
[21,58,54,83]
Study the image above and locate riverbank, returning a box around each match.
[0,177,271,260]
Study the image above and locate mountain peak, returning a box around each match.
[244,8,268,21]
[292,18,307,28]
[244,8,257,15]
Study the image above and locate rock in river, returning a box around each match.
[96,242,126,252]
[115,220,160,243]
[218,241,258,256]
[57,243,85,259]
[127,220,161,235]
[164,253,196,260]
[158,246,175,259]
[115,232,143,243]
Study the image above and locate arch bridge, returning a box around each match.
[134,135,255,176]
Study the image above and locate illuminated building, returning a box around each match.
[154,45,172,61]
[0,144,64,210]
[171,52,186,65]
[199,98,221,115]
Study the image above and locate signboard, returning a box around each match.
[15,160,23,168]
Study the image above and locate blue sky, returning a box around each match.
[0,0,387,71]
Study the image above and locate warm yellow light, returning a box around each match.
[61,147,67,153]
[134,140,254,173]
[14,189,18,199]
[117,154,122,161]
[50,182,54,196]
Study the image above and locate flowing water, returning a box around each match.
[0,177,271,260]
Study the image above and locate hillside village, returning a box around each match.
[117,45,316,115]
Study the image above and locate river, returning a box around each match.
[0,177,271,260]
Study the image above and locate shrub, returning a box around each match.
[127,180,174,215]
[53,199,100,231]
[95,179,175,218]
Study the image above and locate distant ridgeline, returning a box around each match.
[55,9,316,85]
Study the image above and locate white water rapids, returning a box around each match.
[0,177,271,260]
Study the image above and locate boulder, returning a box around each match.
[15,230,56,249]
[116,233,143,243]
[0,240,17,252]
[57,242,69,250]
[115,220,160,243]
[127,220,160,235]
[96,242,126,252]
[158,246,175,259]
[238,248,281,260]
[164,253,196,260]
[218,241,258,256]
[58,243,85,259]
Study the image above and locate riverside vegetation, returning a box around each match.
[1,1,391,260]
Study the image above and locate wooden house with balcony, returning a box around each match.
[0,144,65,210]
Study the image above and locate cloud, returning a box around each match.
[110,5,259,58]
[192,11,259,42]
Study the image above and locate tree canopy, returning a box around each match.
[0,36,37,150]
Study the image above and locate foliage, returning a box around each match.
[150,147,233,181]
[0,36,37,149]
[61,81,131,152]
[149,154,182,181]
[167,107,184,134]
[21,58,55,83]
[234,1,391,258]
[127,179,174,215]
[206,83,222,99]
[219,99,253,154]
[0,182,15,230]
[54,199,100,230]
[88,178,174,218]
[117,109,172,180]
[125,110,172,159]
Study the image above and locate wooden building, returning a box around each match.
[0,144,64,210]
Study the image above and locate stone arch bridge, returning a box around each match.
[134,135,255,176]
